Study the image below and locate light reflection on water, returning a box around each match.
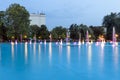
[0,43,120,80]
[49,43,52,65]
[11,43,14,61]
[67,45,70,64]
[78,45,81,61]
[33,43,36,57]
[59,45,62,56]
[0,44,1,61]
[38,44,41,61]
[88,45,92,70]
[100,43,104,69]
[113,46,119,71]
[24,43,28,63]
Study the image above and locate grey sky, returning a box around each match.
[0,0,120,30]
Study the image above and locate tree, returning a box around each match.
[0,11,7,41]
[90,26,105,41]
[51,26,67,40]
[102,12,120,40]
[69,24,94,41]
[29,25,40,39]
[69,24,79,40]
[39,25,49,40]
[5,3,30,41]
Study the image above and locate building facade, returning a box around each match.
[29,13,46,27]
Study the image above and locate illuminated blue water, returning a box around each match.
[0,43,120,80]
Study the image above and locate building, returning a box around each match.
[29,13,46,27]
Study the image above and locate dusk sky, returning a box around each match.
[1,0,120,30]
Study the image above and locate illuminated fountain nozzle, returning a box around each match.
[82,41,84,44]
[112,27,118,46]
[44,40,46,45]
[115,42,118,46]
[15,40,17,44]
[66,42,70,45]
[78,40,81,45]
[59,39,63,45]
[11,41,14,45]
[25,42,28,45]
[29,40,32,44]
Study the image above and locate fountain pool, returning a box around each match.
[0,42,120,80]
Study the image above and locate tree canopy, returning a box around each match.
[103,12,120,40]
[69,24,94,41]
[5,3,30,40]
[51,26,67,41]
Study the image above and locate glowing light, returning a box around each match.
[73,42,77,45]
[24,35,27,38]
[38,36,41,39]
[90,40,93,44]
[15,40,17,44]
[66,42,70,45]
[59,39,63,45]
[25,42,28,45]
[78,40,81,45]
[115,42,118,46]
[29,40,32,44]
[115,34,118,38]
[56,42,58,45]
[40,42,42,44]
[11,36,14,39]
[11,41,14,45]
[101,42,105,48]
[96,42,99,46]
[89,35,91,38]
[98,35,105,42]
[44,40,46,45]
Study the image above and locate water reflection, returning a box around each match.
[49,43,52,65]
[33,43,36,56]
[11,43,14,60]
[25,43,28,63]
[44,43,46,53]
[113,46,119,71]
[33,43,36,62]
[59,45,62,57]
[0,44,1,61]
[67,46,70,64]
[100,44,104,69]
[88,45,92,69]
[78,45,81,61]
[38,44,41,61]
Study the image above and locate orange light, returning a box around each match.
[11,36,14,39]
[115,34,118,37]
[38,36,41,39]
[24,35,27,38]
[89,35,91,38]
